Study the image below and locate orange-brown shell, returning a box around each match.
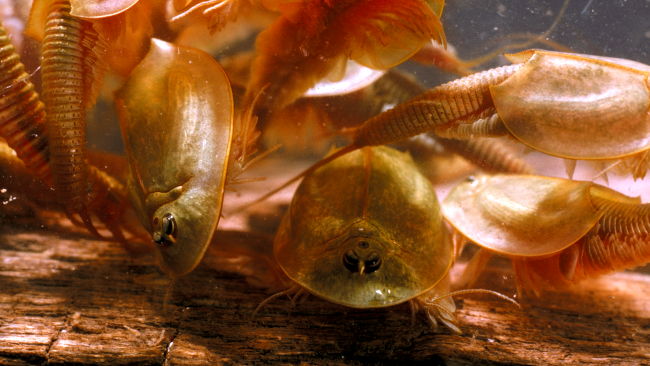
[492,50,650,160]
[70,0,140,18]
[274,146,452,308]
[443,175,641,257]
[115,38,234,277]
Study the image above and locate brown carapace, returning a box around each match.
[253,146,519,332]
[443,175,650,297]
[116,38,278,277]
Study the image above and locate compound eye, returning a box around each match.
[342,250,360,273]
[364,251,382,274]
[163,214,176,237]
[153,213,177,247]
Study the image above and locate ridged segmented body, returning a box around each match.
[585,197,650,272]
[517,193,650,292]
[436,136,534,175]
[367,70,533,175]
[41,0,107,215]
[0,17,129,244]
[0,22,50,183]
[352,64,521,148]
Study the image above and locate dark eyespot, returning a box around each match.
[162,213,177,241]
[364,251,382,274]
[358,241,369,249]
[343,250,360,273]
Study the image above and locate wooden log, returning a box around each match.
[1,201,650,365]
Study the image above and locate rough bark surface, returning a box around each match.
[1,189,650,366]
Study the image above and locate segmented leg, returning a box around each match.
[0,139,143,243]
[580,197,650,276]
[226,87,281,189]
[352,64,521,148]
[413,296,460,333]
[412,276,519,334]
[84,165,130,242]
[41,0,108,234]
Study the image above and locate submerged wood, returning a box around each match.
[1,178,650,365]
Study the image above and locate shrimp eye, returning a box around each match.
[364,251,382,274]
[343,250,360,273]
[153,213,177,247]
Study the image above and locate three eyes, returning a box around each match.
[342,242,382,274]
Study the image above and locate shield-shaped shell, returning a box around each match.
[442,174,641,257]
[115,38,234,277]
[491,50,650,160]
[274,146,452,308]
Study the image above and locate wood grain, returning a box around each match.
[1,200,650,365]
